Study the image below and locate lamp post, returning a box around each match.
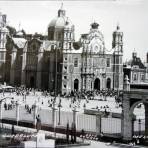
[58,97,62,125]
[52,43,58,139]
[70,96,79,143]
[52,98,57,138]
[16,100,20,126]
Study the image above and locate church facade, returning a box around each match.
[0,6,124,94]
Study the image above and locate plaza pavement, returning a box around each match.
[0,91,144,117]
[0,91,145,133]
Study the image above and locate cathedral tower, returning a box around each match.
[0,12,9,83]
[112,25,123,90]
[47,4,75,94]
[112,25,123,53]
[47,4,75,50]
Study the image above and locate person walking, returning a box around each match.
[36,114,41,132]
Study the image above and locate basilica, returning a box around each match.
[0,6,125,94]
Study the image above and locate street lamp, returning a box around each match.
[49,43,59,139]
[70,96,79,143]
[52,98,57,138]
[58,97,62,125]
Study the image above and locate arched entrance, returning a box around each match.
[132,102,145,137]
[74,79,79,91]
[122,89,148,141]
[30,76,35,88]
[106,78,111,89]
[94,78,100,90]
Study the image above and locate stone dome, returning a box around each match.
[48,16,73,29]
[49,17,66,28]
[48,5,73,29]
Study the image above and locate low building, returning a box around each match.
[123,51,147,84]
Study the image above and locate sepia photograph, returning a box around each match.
[0,0,148,147]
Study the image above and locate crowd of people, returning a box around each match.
[4,101,15,111]
[1,86,123,118]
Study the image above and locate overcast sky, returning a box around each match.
[0,0,148,62]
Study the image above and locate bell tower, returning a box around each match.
[112,24,123,53]
[0,12,9,83]
[112,25,123,90]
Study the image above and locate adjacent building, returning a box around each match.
[124,51,148,84]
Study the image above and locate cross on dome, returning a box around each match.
[60,2,63,10]
[117,22,120,30]
[58,3,65,17]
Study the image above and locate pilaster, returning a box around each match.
[122,96,133,141]
[36,52,43,89]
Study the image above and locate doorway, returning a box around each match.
[74,79,79,91]
[94,78,100,90]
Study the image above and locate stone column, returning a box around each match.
[73,108,77,127]
[16,101,20,126]
[10,48,17,85]
[34,101,38,128]
[121,96,132,141]
[52,101,57,138]
[96,114,101,135]
[21,50,27,86]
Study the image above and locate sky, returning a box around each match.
[0,0,148,62]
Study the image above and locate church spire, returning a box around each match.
[116,22,120,30]
[58,3,65,17]
[112,24,123,53]
[60,2,63,10]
